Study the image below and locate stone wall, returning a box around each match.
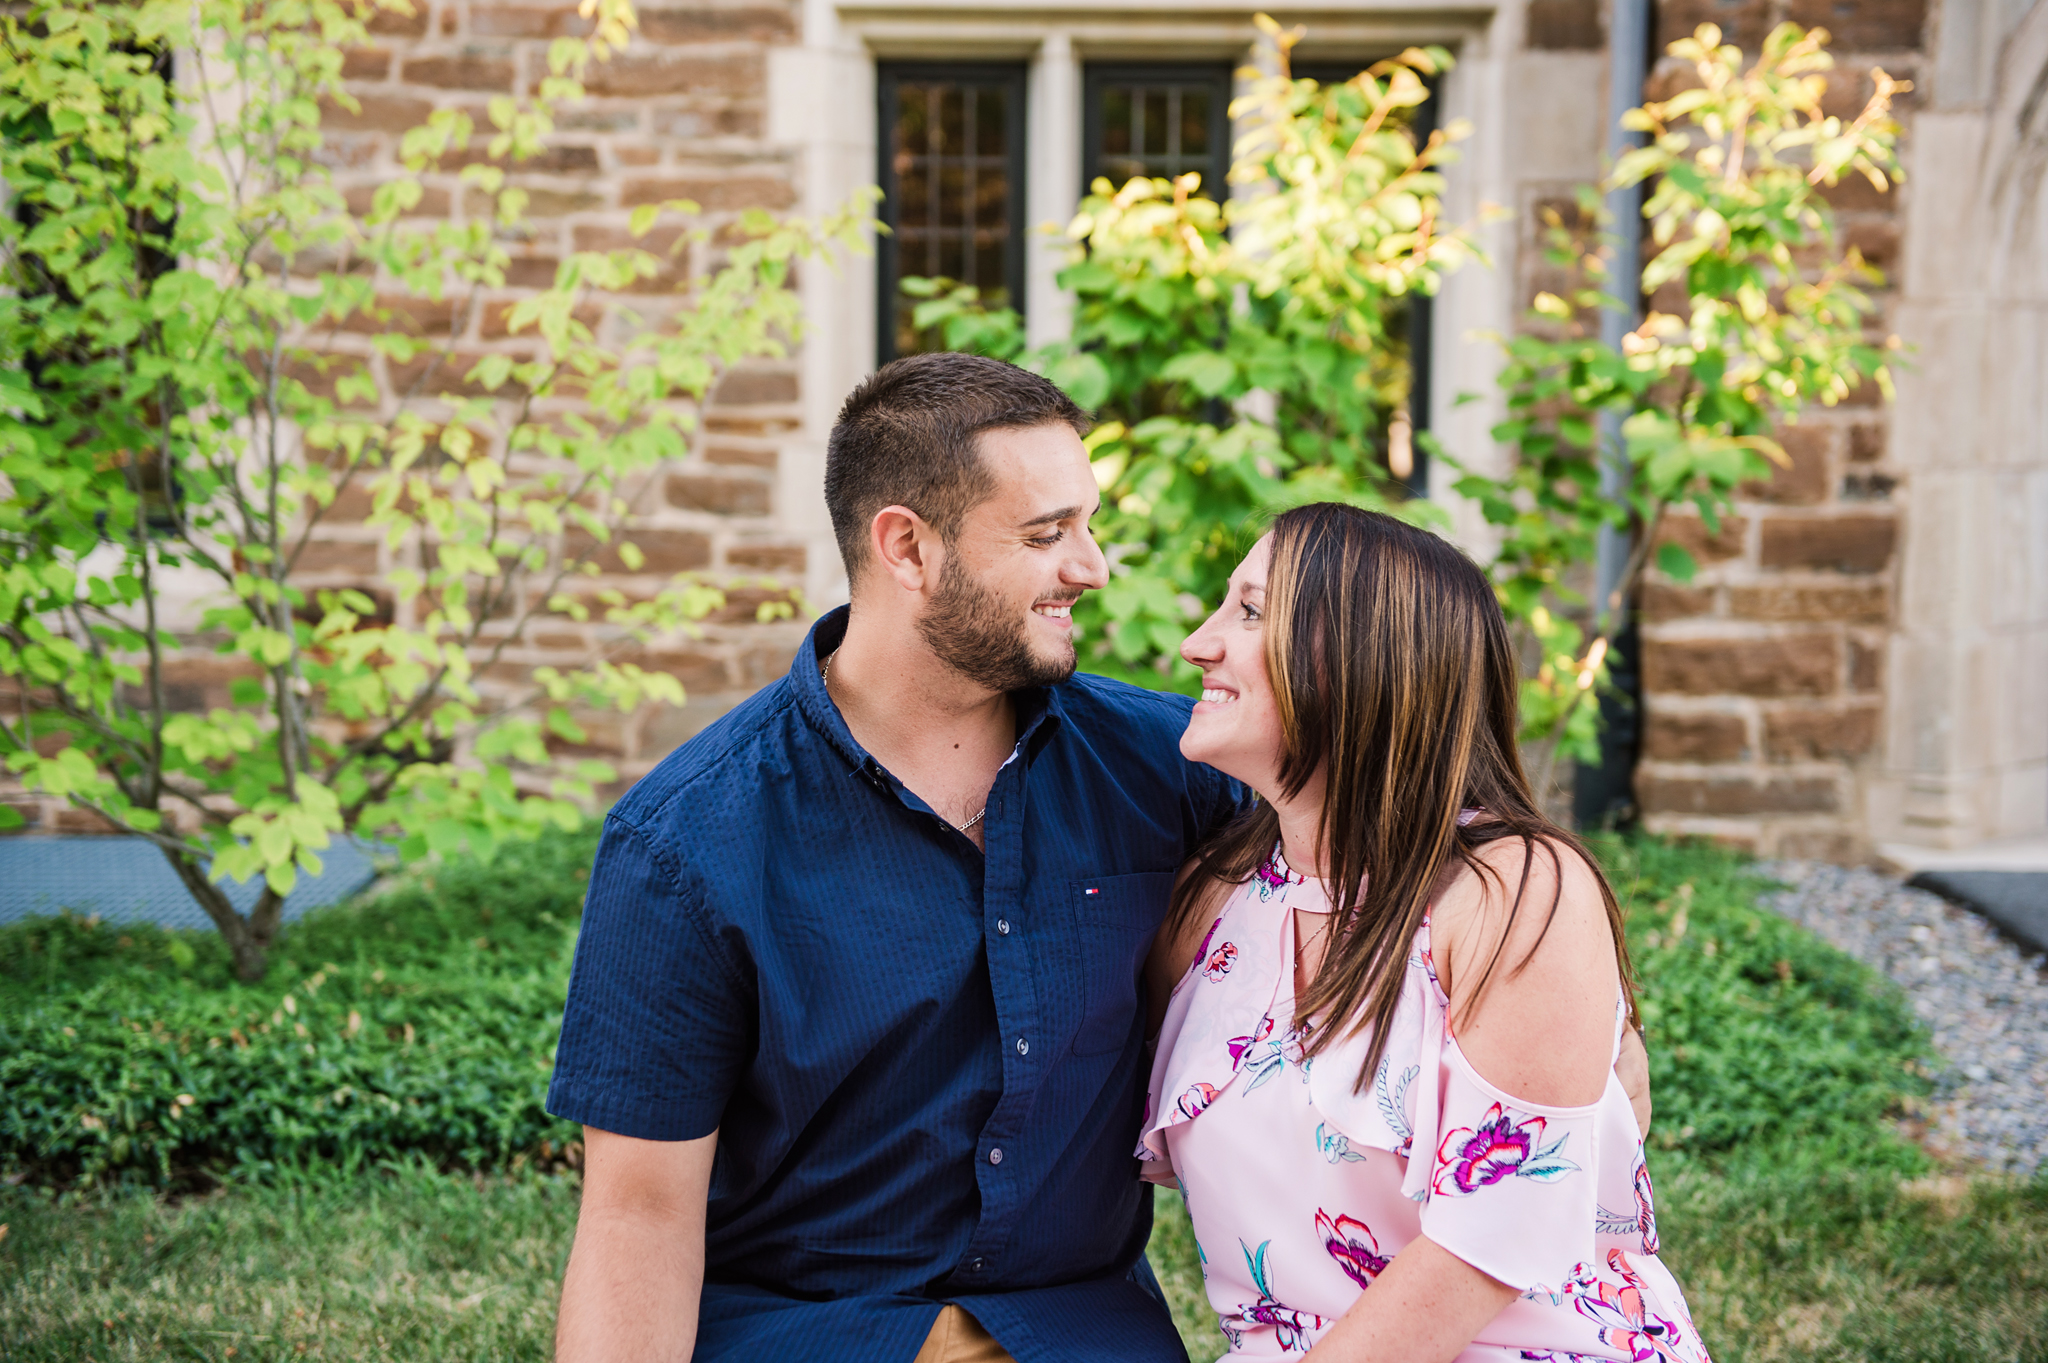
[1631,0,1926,858]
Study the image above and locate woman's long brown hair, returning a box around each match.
[1167,503,1637,1091]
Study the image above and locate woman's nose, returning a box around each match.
[1181,610,1223,669]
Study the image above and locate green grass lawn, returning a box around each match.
[4,833,2045,1361]
[4,1164,2044,1362]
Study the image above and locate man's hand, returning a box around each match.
[557,1127,717,1363]
[1617,1027,1652,1140]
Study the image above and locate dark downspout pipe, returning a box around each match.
[1574,0,1653,830]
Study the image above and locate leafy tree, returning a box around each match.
[0,0,869,979]
[905,15,1478,687]
[1446,23,1907,776]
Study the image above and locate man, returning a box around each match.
[547,353,1650,1362]
[548,353,1236,1363]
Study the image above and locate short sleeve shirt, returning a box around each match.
[547,605,1248,1362]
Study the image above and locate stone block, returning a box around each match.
[1655,0,1772,51]
[1774,828,1864,861]
[740,643,799,687]
[53,806,123,833]
[631,647,734,691]
[156,657,264,712]
[337,292,460,336]
[1844,219,1901,278]
[1641,584,1715,621]
[504,256,563,288]
[1636,771,1841,816]
[1741,424,1831,504]
[621,175,795,212]
[712,585,800,624]
[468,6,594,39]
[651,106,765,140]
[518,186,607,218]
[711,368,799,405]
[1759,514,1897,573]
[1643,633,1841,696]
[1727,581,1890,623]
[343,183,451,219]
[1642,712,1749,762]
[706,443,777,469]
[1654,512,1748,565]
[1784,0,1928,51]
[1847,635,1883,690]
[640,7,800,43]
[563,528,711,574]
[727,542,805,573]
[479,299,603,339]
[319,93,433,134]
[581,50,765,99]
[401,54,515,91]
[1526,0,1604,49]
[1848,423,1886,462]
[1841,470,1897,502]
[572,222,690,291]
[368,7,429,37]
[614,146,662,166]
[294,539,381,574]
[1814,172,1897,213]
[387,352,525,401]
[668,473,771,516]
[342,48,392,81]
[1764,702,1881,759]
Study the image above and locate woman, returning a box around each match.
[1141,504,1709,1362]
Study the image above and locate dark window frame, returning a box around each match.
[874,61,1029,366]
[1081,63,1233,201]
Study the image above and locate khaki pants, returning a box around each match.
[912,1305,1016,1363]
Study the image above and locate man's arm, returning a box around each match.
[557,1127,717,1363]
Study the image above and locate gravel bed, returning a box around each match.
[1757,860,2048,1176]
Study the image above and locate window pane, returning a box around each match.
[1181,89,1210,155]
[1086,67,1230,197]
[1102,87,1131,158]
[882,66,1022,359]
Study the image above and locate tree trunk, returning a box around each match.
[160,846,284,981]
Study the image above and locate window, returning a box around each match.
[875,63,1027,363]
[1082,65,1232,200]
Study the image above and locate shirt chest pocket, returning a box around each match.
[1067,870,1177,1057]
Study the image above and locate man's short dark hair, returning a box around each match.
[825,352,1090,580]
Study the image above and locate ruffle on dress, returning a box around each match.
[1140,851,1643,1297]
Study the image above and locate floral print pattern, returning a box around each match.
[1142,843,1711,1362]
[1232,1240,1327,1353]
[1432,1103,1582,1197]
[1570,1251,1702,1362]
[1316,1209,1390,1288]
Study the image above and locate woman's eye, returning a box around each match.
[1240,600,1262,622]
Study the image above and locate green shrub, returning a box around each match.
[0,829,599,1185]
[2,829,1930,1186]
[1603,835,1932,1171]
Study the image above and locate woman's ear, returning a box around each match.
[870,504,943,595]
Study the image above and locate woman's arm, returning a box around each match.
[1143,859,1227,1039]
[1303,1235,1516,1363]
[1304,837,1621,1361]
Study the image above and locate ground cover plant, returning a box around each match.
[0,828,598,1186]
[8,834,2037,1363]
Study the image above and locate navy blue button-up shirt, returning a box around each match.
[547,606,1246,1362]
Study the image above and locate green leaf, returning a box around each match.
[1656,542,1699,583]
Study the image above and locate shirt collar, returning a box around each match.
[792,605,1067,774]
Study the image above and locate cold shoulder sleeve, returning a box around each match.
[1415,1044,1607,1293]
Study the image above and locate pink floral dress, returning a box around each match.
[1140,846,1712,1362]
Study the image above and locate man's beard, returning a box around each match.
[918,557,1078,693]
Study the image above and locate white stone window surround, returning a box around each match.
[770,0,1521,612]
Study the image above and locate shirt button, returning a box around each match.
[966,1256,987,1273]
[1016,1037,1030,1056]
[996,918,1011,936]
[988,1147,1004,1166]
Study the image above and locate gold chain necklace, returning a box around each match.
[823,649,987,834]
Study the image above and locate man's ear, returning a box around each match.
[870,504,944,595]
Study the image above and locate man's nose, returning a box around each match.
[1066,526,1109,591]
